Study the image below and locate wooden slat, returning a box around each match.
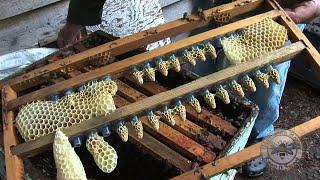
[0,0,63,20]
[114,95,215,163]
[2,0,265,90]
[172,116,320,180]
[127,126,192,172]
[10,41,306,157]
[123,77,237,137]
[2,86,24,180]
[6,10,282,110]
[115,80,226,151]
[0,0,68,56]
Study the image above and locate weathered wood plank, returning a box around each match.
[10,41,306,158]
[0,0,68,56]
[0,0,63,21]
[172,116,320,180]
[2,86,24,180]
[6,10,280,110]
[2,0,266,90]
[115,79,226,151]
[0,0,177,21]
[123,77,237,137]
[114,95,215,163]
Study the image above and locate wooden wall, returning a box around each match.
[0,0,193,56]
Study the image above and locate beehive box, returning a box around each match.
[1,0,320,179]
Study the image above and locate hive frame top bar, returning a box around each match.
[2,0,320,178]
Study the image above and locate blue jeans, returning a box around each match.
[249,24,306,139]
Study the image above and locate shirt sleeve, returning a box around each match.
[67,0,106,26]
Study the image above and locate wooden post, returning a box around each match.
[2,86,24,180]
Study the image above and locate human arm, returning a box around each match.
[57,0,106,48]
[277,0,320,23]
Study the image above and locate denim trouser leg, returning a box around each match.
[249,24,306,139]
[248,61,290,139]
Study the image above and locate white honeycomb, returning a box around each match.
[173,103,186,121]
[116,123,129,142]
[86,132,118,173]
[147,112,160,130]
[222,18,288,64]
[156,60,169,76]
[230,80,244,97]
[132,70,144,84]
[188,96,202,113]
[15,80,118,141]
[254,70,270,88]
[53,129,87,180]
[144,66,156,82]
[204,91,216,109]
[267,66,281,84]
[216,86,230,104]
[162,108,176,126]
[241,75,256,92]
[131,118,143,139]
[168,55,181,72]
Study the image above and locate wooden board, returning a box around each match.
[172,116,320,180]
[0,0,179,21]
[10,41,306,157]
[0,0,69,56]
[0,0,63,21]
[2,86,24,180]
[6,10,281,110]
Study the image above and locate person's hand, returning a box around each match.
[277,0,320,23]
[57,23,83,48]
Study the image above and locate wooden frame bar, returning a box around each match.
[6,10,281,111]
[11,41,306,157]
[2,86,24,180]
[172,116,320,180]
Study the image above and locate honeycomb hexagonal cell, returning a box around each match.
[53,129,87,180]
[86,132,118,173]
[15,80,118,141]
[221,18,288,64]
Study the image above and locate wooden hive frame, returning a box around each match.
[1,0,320,179]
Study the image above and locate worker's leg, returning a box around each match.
[248,61,290,139]
[249,24,306,139]
[243,24,306,177]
